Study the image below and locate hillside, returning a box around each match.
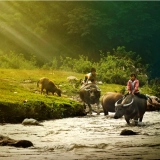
[0,69,127,101]
[0,69,152,123]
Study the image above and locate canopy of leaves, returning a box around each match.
[0,1,160,78]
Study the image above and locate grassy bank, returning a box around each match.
[0,69,153,123]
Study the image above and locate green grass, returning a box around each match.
[0,68,155,123]
[0,68,153,102]
[0,69,88,122]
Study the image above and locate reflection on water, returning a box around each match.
[0,112,160,160]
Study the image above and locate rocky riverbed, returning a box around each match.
[0,111,160,160]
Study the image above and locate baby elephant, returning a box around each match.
[37,77,61,96]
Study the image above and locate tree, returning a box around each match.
[0,1,160,78]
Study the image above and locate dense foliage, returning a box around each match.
[0,1,159,96]
[0,51,36,69]
[58,46,148,86]
[0,1,160,79]
[0,46,146,85]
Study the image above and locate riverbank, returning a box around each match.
[0,69,126,123]
[0,99,85,123]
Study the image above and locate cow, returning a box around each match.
[150,95,160,103]
[146,95,160,111]
[101,92,123,115]
[114,94,147,125]
[79,84,101,115]
[37,77,61,96]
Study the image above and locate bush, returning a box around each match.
[46,46,148,86]
[0,46,149,88]
[149,78,160,97]
[42,57,58,71]
[0,51,37,69]
[96,46,148,85]
[60,55,95,73]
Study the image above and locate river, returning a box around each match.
[0,111,160,160]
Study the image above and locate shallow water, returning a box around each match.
[0,112,160,160]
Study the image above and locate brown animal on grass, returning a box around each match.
[37,77,61,96]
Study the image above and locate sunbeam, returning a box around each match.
[0,1,59,62]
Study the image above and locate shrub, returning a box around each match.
[149,78,160,97]
[54,47,148,86]
[59,55,95,73]
[0,46,149,88]
[42,57,58,71]
[96,46,148,85]
[0,51,37,69]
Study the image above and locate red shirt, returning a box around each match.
[127,79,139,93]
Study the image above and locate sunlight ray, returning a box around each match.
[0,1,52,61]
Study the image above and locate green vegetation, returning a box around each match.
[0,46,148,86]
[0,1,160,78]
[0,67,157,123]
[0,69,85,123]
[0,1,160,123]
[0,47,159,96]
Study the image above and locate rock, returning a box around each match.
[98,81,103,85]
[22,118,43,126]
[120,129,138,135]
[11,140,33,148]
[67,76,78,83]
[0,134,33,148]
